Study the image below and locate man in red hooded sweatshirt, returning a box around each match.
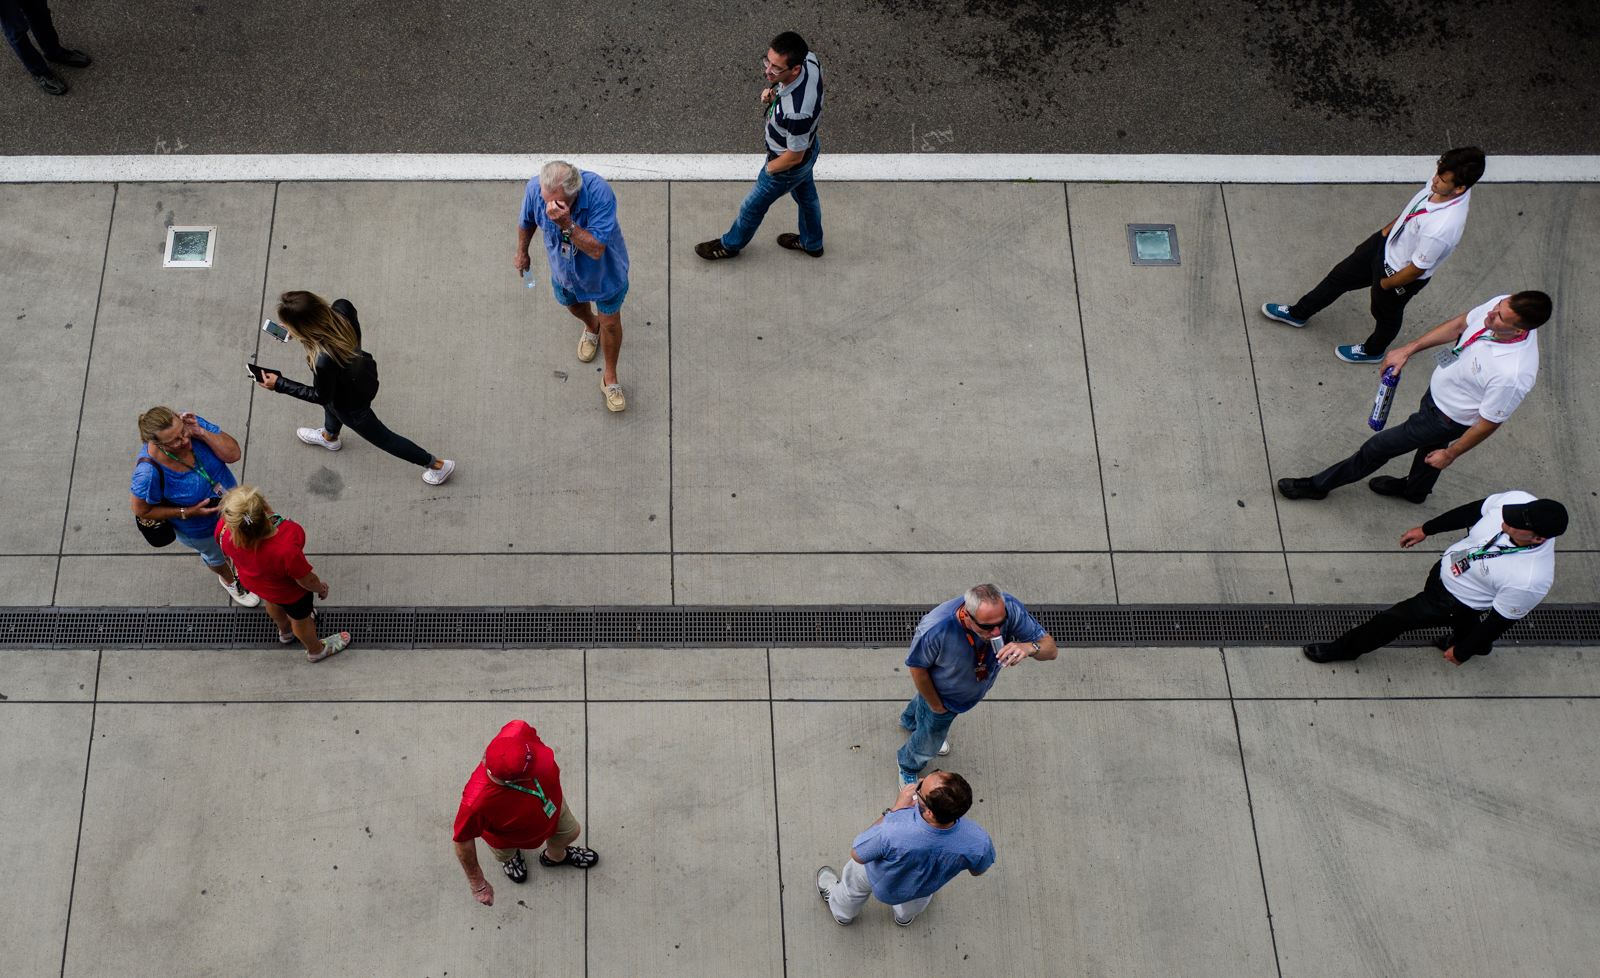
[452,720,598,905]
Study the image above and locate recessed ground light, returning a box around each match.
[1126,224,1178,266]
[163,225,217,268]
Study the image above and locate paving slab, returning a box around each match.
[97,648,583,702]
[672,552,1114,605]
[1285,549,1446,605]
[300,553,672,606]
[0,649,97,701]
[775,700,1277,978]
[54,554,232,606]
[245,181,670,554]
[1227,645,1600,699]
[0,184,113,555]
[0,556,60,605]
[585,647,768,699]
[1237,698,1600,978]
[1067,182,1280,552]
[769,647,1227,701]
[62,183,276,557]
[1228,183,1600,550]
[1113,551,1292,603]
[64,702,586,978]
[587,701,783,978]
[0,703,92,978]
[669,181,1105,555]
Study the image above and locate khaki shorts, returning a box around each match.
[487,799,579,862]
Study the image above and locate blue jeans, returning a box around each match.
[897,694,957,781]
[174,524,228,568]
[721,142,823,253]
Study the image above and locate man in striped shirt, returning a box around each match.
[696,31,825,260]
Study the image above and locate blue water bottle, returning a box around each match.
[1368,367,1400,431]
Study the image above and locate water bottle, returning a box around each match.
[1368,367,1400,431]
[522,268,537,288]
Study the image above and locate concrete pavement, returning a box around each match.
[3,178,1596,607]
[5,645,1599,977]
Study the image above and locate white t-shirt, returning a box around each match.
[1428,294,1540,427]
[1440,490,1555,618]
[1383,181,1471,279]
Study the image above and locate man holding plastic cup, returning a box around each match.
[897,584,1057,787]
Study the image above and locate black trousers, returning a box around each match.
[1332,563,1487,659]
[1288,231,1429,355]
[323,403,434,468]
[1309,388,1470,498]
[0,0,64,75]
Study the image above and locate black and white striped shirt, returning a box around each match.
[765,53,823,158]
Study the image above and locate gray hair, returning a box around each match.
[540,160,583,197]
[963,584,1005,615]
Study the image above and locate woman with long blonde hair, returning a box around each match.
[215,486,352,662]
[255,291,456,484]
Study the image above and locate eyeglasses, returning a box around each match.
[970,614,1006,632]
[155,432,188,451]
[761,57,796,75]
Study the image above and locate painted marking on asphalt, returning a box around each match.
[1,153,1596,183]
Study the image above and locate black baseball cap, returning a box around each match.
[1503,499,1568,538]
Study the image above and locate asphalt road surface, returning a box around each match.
[2,0,1595,156]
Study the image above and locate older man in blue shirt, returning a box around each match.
[515,160,632,412]
[898,583,1058,786]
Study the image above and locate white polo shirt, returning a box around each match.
[1428,294,1540,426]
[1383,181,1471,279]
[1440,490,1555,618]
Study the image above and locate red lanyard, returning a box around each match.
[1390,191,1465,244]
[1452,325,1527,356]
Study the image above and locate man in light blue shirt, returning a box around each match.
[899,583,1057,785]
[816,771,994,927]
[515,160,633,412]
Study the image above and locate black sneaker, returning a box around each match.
[694,239,739,260]
[1303,642,1358,664]
[35,71,68,95]
[48,48,92,68]
[502,851,528,883]
[777,233,824,257]
[1277,477,1328,500]
[1369,476,1427,504]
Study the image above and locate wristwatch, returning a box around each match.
[1030,641,1040,656]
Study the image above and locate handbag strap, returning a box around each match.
[135,455,167,503]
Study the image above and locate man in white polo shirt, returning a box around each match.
[1278,290,1551,504]
[1304,491,1567,664]
[1263,147,1484,363]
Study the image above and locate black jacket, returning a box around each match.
[273,299,380,411]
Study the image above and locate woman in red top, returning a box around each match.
[216,486,352,662]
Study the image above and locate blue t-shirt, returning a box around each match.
[904,593,1047,713]
[852,806,995,905]
[520,170,630,302]
[130,420,237,537]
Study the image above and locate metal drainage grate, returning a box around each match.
[2,605,1598,649]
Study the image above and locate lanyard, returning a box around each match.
[959,620,998,681]
[157,445,223,494]
[1461,532,1532,565]
[499,777,558,817]
[1390,191,1465,244]
[1451,326,1527,356]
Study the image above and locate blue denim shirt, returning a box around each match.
[520,170,630,302]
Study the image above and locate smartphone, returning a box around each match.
[262,318,291,342]
[246,362,272,383]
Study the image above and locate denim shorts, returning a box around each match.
[552,280,628,315]
[174,526,229,568]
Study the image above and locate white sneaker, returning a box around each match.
[938,738,950,756]
[221,577,261,607]
[423,459,456,485]
[297,427,341,451]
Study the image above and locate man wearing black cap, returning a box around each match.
[1304,490,1567,665]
